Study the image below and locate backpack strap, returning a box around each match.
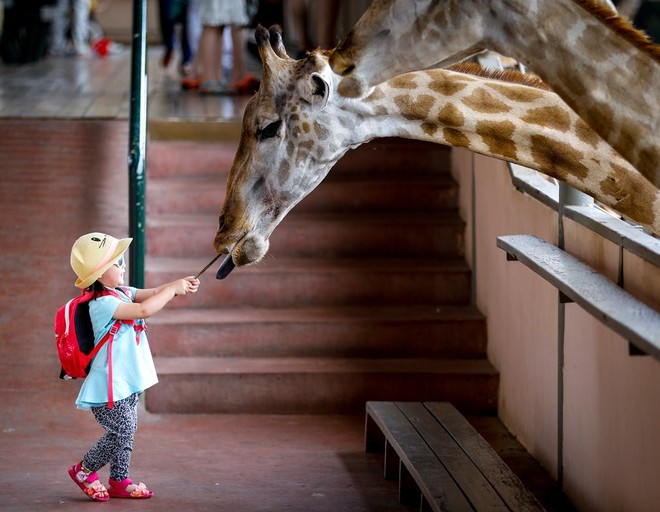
[89,319,122,409]
[105,320,122,409]
[95,287,143,409]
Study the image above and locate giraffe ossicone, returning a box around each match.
[330,0,660,188]
[213,25,659,268]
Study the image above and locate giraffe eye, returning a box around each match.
[258,120,282,141]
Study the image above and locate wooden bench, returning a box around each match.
[496,234,660,360]
[365,401,544,511]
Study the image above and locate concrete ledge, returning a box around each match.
[497,234,660,360]
[148,119,242,142]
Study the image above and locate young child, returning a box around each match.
[67,232,200,501]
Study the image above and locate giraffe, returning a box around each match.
[213,26,660,269]
[328,0,660,188]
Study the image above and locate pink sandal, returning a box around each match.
[107,477,154,499]
[68,462,109,502]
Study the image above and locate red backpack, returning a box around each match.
[55,286,141,408]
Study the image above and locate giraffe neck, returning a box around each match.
[487,0,659,179]
[331,0,660,185]
[335,68,659,232]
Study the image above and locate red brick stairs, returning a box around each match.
[144,135,497,415]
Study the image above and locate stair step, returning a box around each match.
[147,137,452,178]
[144,135,490,415]
[146,256,471,308]
[148,140,238,178]
[330,138,452,174]
[148,305,487,359]
[147,172,458,215]
[145,357,498,415]
[147,212,465,259]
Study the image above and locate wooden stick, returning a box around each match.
[195,253,223,279]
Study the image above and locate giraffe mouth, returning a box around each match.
[214,228,270,270]
[232,234,270,267]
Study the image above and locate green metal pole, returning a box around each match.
[128,0,148,288]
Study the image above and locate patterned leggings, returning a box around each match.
[82,393,139,481]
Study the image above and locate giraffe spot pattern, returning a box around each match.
[521,106,571,132]
[437,103,465,128]
[574,120,601,149]
[600,163,655,226]
[578,25,609,63]
[462,89,512,114]
[297,140,315,162]
[443,128,470,149]
[394,94,436,121]
[586,102,614,133]
[475,120,517,160]
[487,83,546,103]
[614,117,640,165]
[530,135,589,181]
[366,88,385,102]
[637,147,660,187]
[390,75,418,90]
[448,2,462,27]
[422,122,439,136]
[432,8,448,27]
[278,160,291,186]
[314,123,331,140]
[554,59,588,97]
[428,74,469,96]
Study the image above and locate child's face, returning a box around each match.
[98,254,126,288]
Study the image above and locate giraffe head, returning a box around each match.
[329,0,486,99]
[214,26,351,266]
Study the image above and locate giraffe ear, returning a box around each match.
[308,72,331,111]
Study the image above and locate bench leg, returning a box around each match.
[420,495,433,512]
[384,439,400,480]
[399,461,421,507]
[365,413,385,453]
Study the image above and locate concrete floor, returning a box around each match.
[2,388,409,511]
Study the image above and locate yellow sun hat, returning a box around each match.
[70,232,132,289]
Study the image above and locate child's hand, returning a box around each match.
[173,276,199,296]
[184,276,200,294]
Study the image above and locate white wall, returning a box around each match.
[451,148,660,512]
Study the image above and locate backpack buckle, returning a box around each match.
[109,324,120,336]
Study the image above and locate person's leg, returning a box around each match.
[71,0,91,55]
[159,0,175,66]
[107,394,139,482]
[200,25,223,85]
[229,25,246,85]
[49,0,69,54]
[179,5,193,69]
[186,0,202,57]
[69,394,138,501]
[83,395,138,475]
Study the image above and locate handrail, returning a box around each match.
[497,234,660,360]
[128,0,148,288]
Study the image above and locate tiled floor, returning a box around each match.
[0,47,256,121]
[0,49,573,511]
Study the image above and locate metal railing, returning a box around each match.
[128,0,147,288]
